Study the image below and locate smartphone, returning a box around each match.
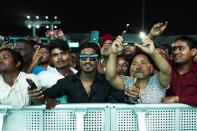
[26,79,38,90]
[90,30,99,44]
[122,33,142,44]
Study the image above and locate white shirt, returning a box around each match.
[0,72,41,108]
[37,66,77,90]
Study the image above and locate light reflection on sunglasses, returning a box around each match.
[79,54,98,61]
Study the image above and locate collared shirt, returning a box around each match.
[32,65,78,75]
[0,72,41,108]
[44,73,126,103]
[167,60,197,107]
[36,66,77,90]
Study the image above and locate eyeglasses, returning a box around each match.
[79,54,98,61]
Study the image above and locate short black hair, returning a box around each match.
[15,39,35,52]
[49,39,70,55]
[175,36,197,49]
[79,41,101,59]
[131,47,157,70]
[131,47,153,63]
[0,48,23,71]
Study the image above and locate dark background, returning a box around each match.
[0,0,196,36]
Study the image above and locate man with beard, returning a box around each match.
[35,42,126,109]
[116,55,130,76]
[162,36,197,106]
[106,36,172,104]
[0,48,41,108]
[97,34,113,74]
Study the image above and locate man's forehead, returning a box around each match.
[104,40,113,44]
[0,51,12,57]
[133,54,150,62]
[174,40,189,47]
[81,48,96,54]
[51,48,68,53]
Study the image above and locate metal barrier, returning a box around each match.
[0,104,196,131]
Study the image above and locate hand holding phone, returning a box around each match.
[26,79,38,90]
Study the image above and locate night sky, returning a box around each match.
[0,0,197,37]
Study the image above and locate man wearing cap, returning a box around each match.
[97,34,114,74]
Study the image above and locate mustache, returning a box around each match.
[83,64,93,66]
[173,54,181,58]
[133,68,143,72]
[57,60,65,63]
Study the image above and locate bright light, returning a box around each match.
[36,25,40,29]
[36,16,39,19]
[54,26,57,29]
[26,16,30,19]
[46,25,49,29]
[54,16,58,19]
[126,23,130,27]
[122,30,126,33]
[139,31,146,39]
[27,24,32,28]
[45,16,48,19]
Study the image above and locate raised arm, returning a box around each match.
[147,21,168,40]
[105,36,125,90]
[135,38,172,88]
[27,46,43,73]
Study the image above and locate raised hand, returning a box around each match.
[57,30,65,40]
[149,21,168,38]
[0,43,13,50]
[111,36,123,54]
[32,46,43,65]
[135,37,155,55]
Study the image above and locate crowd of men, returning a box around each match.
[0,22,196,109]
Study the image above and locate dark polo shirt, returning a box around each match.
[44,73,126,103]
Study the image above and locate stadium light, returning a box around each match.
[36,16,39,19]
[27,24,32,29]
[25,15,61,36]
[36,25,40,29]
[26,16,30,19]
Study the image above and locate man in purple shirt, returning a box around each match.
[162,36,197,107]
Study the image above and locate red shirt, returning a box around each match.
[167,61,197,107]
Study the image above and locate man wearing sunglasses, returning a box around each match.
[42,42,126,109]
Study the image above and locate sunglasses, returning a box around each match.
[79,54,98,61]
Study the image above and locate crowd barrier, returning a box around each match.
[0,103,196,131]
